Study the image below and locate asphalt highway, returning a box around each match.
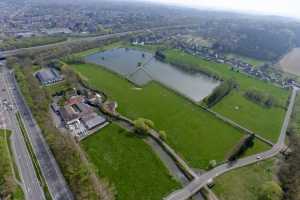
[1,24,197,58]
[165,87,298,200]
[2,65,73,200]
[0,65,45,200]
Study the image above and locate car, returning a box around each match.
[256,155,262,160]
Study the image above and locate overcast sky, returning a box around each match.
[136,0,300,19]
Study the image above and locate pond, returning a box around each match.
[85,48,220,102]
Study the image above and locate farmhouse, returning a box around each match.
[36,68,63,85]
[57,95,108,137]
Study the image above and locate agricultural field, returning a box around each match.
[0,130,24,200]
[278,48,300,76]
[213,159,276,200]
[164,49,290,142]
[72,62,267,169]
[81,124,180,200]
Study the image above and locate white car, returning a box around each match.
[256,155,262,160]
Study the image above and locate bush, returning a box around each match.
[258,181,283,200]
[204,79,238,107]
[155,51,166,61]
[158,130,167,141]
[133,118,154,134]
[207,160,217,170]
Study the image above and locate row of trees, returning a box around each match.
[278,135,300,200]
[278,94,300,200]
[244,89,277,108]
[204,79,238,107]
[133,118,167,141]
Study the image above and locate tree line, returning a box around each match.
[244,89,277,108]
[204,79,238,108]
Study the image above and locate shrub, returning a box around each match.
[133,118,155,134]
[258,181,283,200]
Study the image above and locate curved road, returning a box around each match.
[165,87,298,200]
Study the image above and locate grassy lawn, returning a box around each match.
[213,159,276,200]
[0,130,24,200]
[81,124,180,200]
[225,53,266,67]
[213,92,286,142]
[74,63,258,169]
[164,49,290,142]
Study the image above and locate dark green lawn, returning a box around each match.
[73,63,260,169]
[81,124,179,200]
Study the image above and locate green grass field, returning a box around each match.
[81,124,180,200]
[213,159,276,200]
[0,130,24,200]
[72,62,269,168]
[164,49,290,142]
[213,92,286,142]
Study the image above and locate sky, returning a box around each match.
[136,0,300,19]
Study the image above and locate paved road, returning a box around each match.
[165,87,298,200]
[2,65,73,200]
[1,24,197,58]
[0,65,45,200]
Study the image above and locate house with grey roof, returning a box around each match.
[36,68,63,86]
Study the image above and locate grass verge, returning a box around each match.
[0,129,24,200]
[15,112,52,200]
